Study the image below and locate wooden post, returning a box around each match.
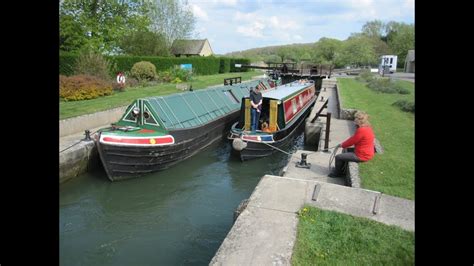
[323,112,331,152]
[244,99,251,130]
[269,100,278,131]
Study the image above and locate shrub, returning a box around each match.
[156,71,173,83]
[171,77,182,83]
[73,51,114,81]
[356,70,375,83]
[130,61,157,82]
[392,100,415,113]
[60,75,113,101]
[125,77,139,88]
[171,67,192,81]
[367,78,410,94]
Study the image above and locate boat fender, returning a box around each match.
[232,138,247,151]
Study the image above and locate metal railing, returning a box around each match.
[224,77,242,86]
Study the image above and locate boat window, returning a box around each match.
[299,95,304,107]
[144,106,159,125]
[224,90,240,104]
[123,104,138,122]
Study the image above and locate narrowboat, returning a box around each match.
[228,79,316,161]
[95,79,276,181]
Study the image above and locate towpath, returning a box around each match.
[210,77,414,265]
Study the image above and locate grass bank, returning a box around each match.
[292,206,414,265]
[60,71,260,120]
[337,78,414,199]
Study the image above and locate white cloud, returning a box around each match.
[350,0,374,7]
[215,0,238,6]
[191,4,209,21]
[234,11,254,21]
[236,21,266,38]
[234,12,300,39]
[269,16,298,30]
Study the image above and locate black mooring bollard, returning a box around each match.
[295,153,311,169]
[84,130,91,141]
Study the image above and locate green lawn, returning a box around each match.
[337,78,414,199]
[60,71,260,119]
[292,206,414,265]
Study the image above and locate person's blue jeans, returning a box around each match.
[251,108,260,131]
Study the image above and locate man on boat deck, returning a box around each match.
[250,86,262,132]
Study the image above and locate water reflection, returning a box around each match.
[60,130,306,266]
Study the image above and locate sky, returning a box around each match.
[187,0,414,54]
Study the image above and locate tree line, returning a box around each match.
[60,0,196,56]
[226,20,414,68]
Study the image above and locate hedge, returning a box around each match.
[59,53,250,76]
[219,57,230,73]
[230,58,251,72]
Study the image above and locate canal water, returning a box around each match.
[60,131,307,266]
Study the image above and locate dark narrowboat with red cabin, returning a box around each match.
[228,79,316,161]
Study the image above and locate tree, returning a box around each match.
[369,37,392,58]
[59,0,151,53]
[60,15,88,52]
[264,54,282,63]
[338,36,377,67]
[277,46,296,62]
[149,0,196,47]
[119,30,170,56]
[311,38,343,65]
[299,52,312,62]
[361,20,386,39]
[387,23,414,67]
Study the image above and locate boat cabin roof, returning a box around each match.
[140,79,269,130]
[263,81,313,100]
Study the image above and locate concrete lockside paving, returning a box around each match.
[59,125,105,184]
[210,175,414,265]
[210,78,414,265]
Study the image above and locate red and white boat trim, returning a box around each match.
[241,134,275,143]
[100,134,175,146]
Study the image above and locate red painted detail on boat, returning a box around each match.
[102,136,174,145]
[242,135,261,141]
[283,86,315,123]
[138,129,156,133]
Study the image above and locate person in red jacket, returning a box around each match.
[328,111,375,177]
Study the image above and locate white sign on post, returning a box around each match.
[116,72,126,85]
